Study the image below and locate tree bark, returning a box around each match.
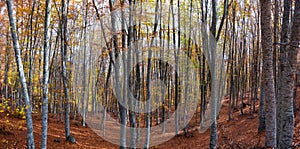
[260,0,276,147]
[61,0,72,140]
[41,0,52,148]
[277,0,300,147]
[210,0,218,148]
[276,0,291,145]
[6,0,35,148]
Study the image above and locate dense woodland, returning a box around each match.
[0,0,299,148]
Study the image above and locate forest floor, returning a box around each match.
[0,87,300,149]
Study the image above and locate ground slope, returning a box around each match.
[0,88,299,148]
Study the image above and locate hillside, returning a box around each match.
[0,87,299,148]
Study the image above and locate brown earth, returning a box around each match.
[0,88,299,149]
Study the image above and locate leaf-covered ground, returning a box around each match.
[0,88,299,148]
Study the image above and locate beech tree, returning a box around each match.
[6,0,35,148]
[260,0,276,147]
[60,0,74,142]
[277,0,300,148]
[1,0,299,148]
[41,0,52,148]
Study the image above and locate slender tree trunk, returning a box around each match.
[28,0,37,106]
[80,0,88,127]
[276,0,291,145]
[108,0,126,148]
[260,0,276,147]
[4,29,10,103]
[210,0,218,148]
[273,0,279,97]
[6,0,35,148]
[144,1,159,148]
[126,0,137,148]
[41,0,52,148]
[61,0,72,141]
[210,0,217,37]
[277,0,300,147]
[258,77,265,132]
[257,1,265,132]
[170,0,179,136]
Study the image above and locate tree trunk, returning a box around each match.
[257,1,265,132]
[108,0,126,148]
[61,0,72,140]
[210,0,218,148]
[6,0,35,148]
[4,29,10,103]
[41,0,52,148]
[276,0,291,145]
[144,1,159,148]
[260,0,276,147]
[277,0,300,147]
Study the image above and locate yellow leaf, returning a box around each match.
[0,110,4,113]
[2,139,8,144]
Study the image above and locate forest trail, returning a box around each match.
[0,87,299,149]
